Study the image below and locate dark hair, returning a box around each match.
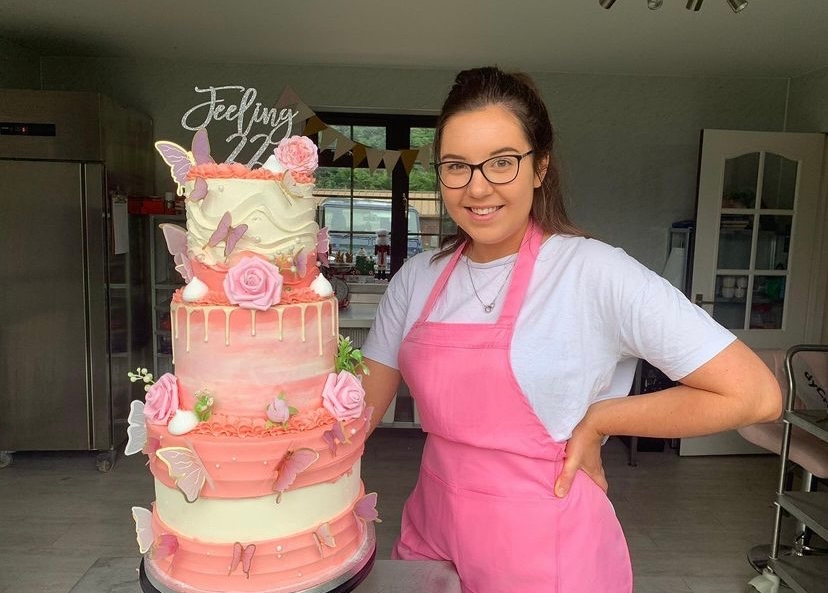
[432,66,586,260]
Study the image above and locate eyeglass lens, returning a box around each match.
[437,155,523,189]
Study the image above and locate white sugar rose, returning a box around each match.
[321,371,365,421]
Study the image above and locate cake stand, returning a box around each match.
[139,525,376,593]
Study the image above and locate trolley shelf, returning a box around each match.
[768,555,828,593]
[777,491,828,543]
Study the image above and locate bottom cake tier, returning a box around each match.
[141,523,376,593]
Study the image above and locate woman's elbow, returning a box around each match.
[752,378,783,424]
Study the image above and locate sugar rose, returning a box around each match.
[275,136,318,176]
[266,397,291,424]
[321,371,365,421]
[144,373,179,425]
[223,256,283,311]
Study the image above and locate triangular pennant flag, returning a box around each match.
[382,150,401,172]
[318,127,339,150]
[365,148,384,173]
[399,149,419,174]
[303,116,326,136]
[333,133,356,161]
[351,144,367,167]
[293,101,316,122]
[276,86,304,109]
[416,144,433,170]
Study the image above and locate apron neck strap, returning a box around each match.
[416,221,544,325]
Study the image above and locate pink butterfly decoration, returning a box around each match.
[228,542,256,579]
[191,128,214,165]
[155,446,211,503]
[144,437,161,465]
[160,224,193,282]
[322,421,349,456]
[155,141,194,196]
[353,492,381,534]
[362,405,375,425]
[154,533,179,559]
[316,227,330,268]
[190,176,208,201]
[207,211,248,258]
[272,448,319,503]
[313,523,336,558]
[293,247,307,278]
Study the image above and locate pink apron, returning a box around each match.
[393,223,633,593]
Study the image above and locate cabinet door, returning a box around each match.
[691,130,825,350]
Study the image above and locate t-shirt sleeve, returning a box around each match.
[618,258,736,382]
[360,262,413,370]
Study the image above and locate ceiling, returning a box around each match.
[1,0,826,79]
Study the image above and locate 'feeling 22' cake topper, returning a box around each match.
[180,85,299,167]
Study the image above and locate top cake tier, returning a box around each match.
[156,130,332,305]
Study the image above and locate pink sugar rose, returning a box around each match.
[266,397,291,424]
[321,371,365,421]
[223,256,283,311]
[144,373,179,425]
[275,136,318,175]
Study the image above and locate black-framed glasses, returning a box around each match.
[434,150,534,189]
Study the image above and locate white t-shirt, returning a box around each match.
[361,234,736,441]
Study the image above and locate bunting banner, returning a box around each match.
[278,86,433,176]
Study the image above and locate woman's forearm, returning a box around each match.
[584,340,782,439]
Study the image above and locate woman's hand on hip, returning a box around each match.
[554,408,608,498]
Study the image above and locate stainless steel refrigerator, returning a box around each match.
[0,90,153,470]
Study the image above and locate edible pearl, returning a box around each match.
[215,463,220,468]
[351,428,357,435]
[232,457,237,462]
[276,545,283,552]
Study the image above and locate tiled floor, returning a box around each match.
[0,430,806,593]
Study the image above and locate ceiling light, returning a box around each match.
[726,0,747,12]
[599,0,618,8]
[686,0,704,10]
[648,0,663,9]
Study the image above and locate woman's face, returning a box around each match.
[438,104,544,262]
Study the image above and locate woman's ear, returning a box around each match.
[534,155,550,189]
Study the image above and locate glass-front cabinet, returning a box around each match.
[711,151,795,331]
[150,214,186,377]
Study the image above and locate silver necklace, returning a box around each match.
[465,256,516,313]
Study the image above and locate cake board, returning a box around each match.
[139,526,376,593]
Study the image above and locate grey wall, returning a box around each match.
[35,56,791,272]
[0,38,40,89]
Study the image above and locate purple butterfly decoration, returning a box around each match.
[353,492,381,534]
[293,247,307,278]
[154,128,213,198]
[207,212,248,258]
[272,448,319,503]
[322,421,349,456]
[317,227,330,268]
[313,523,336,558]
[160,223,193,282]
[228,542,256,578]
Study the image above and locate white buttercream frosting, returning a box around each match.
[185,178,321,267]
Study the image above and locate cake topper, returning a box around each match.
[181,85,298,166]
[155,128,213,196]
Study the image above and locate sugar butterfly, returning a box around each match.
[160,223,193,283]
[228,542,256,579]
[322,421,349,457]
[312,523,336,558]
[272,448,319,503]
[316,227,330,268]
[125,400,148,457]
[353,492,381,534]
[156,446,212,503]
[154,128,213,197]
[207,211,248,258]
[132,506,155,554]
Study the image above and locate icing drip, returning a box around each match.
[250,310,256,336]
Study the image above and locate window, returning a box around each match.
[313,113,446,276]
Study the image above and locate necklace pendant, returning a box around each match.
[483,304,494,313]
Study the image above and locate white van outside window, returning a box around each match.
[319,198,422,258]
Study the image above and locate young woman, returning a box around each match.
[360,66,781,593]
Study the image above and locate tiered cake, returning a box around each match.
[127,130,378,593]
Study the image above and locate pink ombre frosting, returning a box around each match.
[170,299,338,416]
